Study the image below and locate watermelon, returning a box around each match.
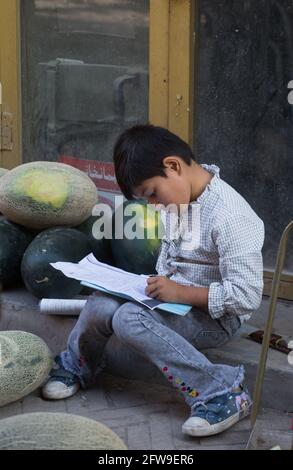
[111,200,164,274]
[0,161,98,229]
[0,331,52,407]
[21,227,91,299]
[0,413,127,450]
[0,218,34,287]
[76,215,114,265]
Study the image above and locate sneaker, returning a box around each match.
[42,356,80,400]
[182,384,252,437]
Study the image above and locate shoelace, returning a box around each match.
[49,357,78,386]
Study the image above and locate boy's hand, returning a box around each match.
[145,276,181,303]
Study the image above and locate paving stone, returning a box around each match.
[0,400,22,419]
[198,444,246,450]
[247,425,292,450]
[255,408,292,431]
[149,411,175,450]
[93,404,170,429]
[199,429,251,446]
[144,387,181,405]
[173,439,202,450]
[107,426,128,447]
[107,386,148,408]
[21,391,67,414]
[100,374,174,407]
[65,393,94,419]
[97,417,149,430]
[79,387,110,411]
[172,434,203,450]
[127,422,152,450]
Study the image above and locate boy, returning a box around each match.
[42,124,265,437]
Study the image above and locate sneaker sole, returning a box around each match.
[42,382,80,400]
[182,404,252,437]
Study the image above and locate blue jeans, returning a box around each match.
[60,292,244,410]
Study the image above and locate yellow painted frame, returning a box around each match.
[149,0,196,145]
[0,0,21,169]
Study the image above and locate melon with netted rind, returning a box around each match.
[0,169,8,215]
[0,161,98,229]
[0,331,52,407]
[0,412,128,450]
[0,168,8,178]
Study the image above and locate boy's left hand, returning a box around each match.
[145,276,181,303]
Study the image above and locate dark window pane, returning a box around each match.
[194,0,293,272]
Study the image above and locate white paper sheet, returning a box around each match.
[51,253,192,314]
[51,253,162,309]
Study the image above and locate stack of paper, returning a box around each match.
[51,253,192,316]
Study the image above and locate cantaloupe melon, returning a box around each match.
[0,169,8,215]
[0,331,52,407]
[0,412,127,450]
[0,168,8,178]
[0,161,98,229]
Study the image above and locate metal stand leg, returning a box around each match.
[250,220,293,426]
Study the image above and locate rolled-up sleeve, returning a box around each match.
[208,215,265,320]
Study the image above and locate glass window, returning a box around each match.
[194,0,293,273]
[20,0,149,205]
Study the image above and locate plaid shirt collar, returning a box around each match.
[192,163,221,205]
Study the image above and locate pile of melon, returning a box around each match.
[0,162,101,298]
[0,161,164,299]
[0,330,127,450]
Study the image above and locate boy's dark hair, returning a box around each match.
[113,124,195,200]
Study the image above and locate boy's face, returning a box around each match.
[132,157,192,211]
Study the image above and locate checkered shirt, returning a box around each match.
[155,163,265,323]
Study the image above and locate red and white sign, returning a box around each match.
[58,155,121,193]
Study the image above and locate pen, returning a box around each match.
[148,271,175,279]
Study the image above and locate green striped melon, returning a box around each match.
[0,413,128,450]
[21,227,91,299]
[0,218,34,287]
[0,331,52,407]
[111,200,164,274]
[0,161,98,229]
[76,215,114,265]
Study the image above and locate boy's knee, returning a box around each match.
[80,293,124,324]
[112,301,145,338]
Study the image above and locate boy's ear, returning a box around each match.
[162,156,182,173]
